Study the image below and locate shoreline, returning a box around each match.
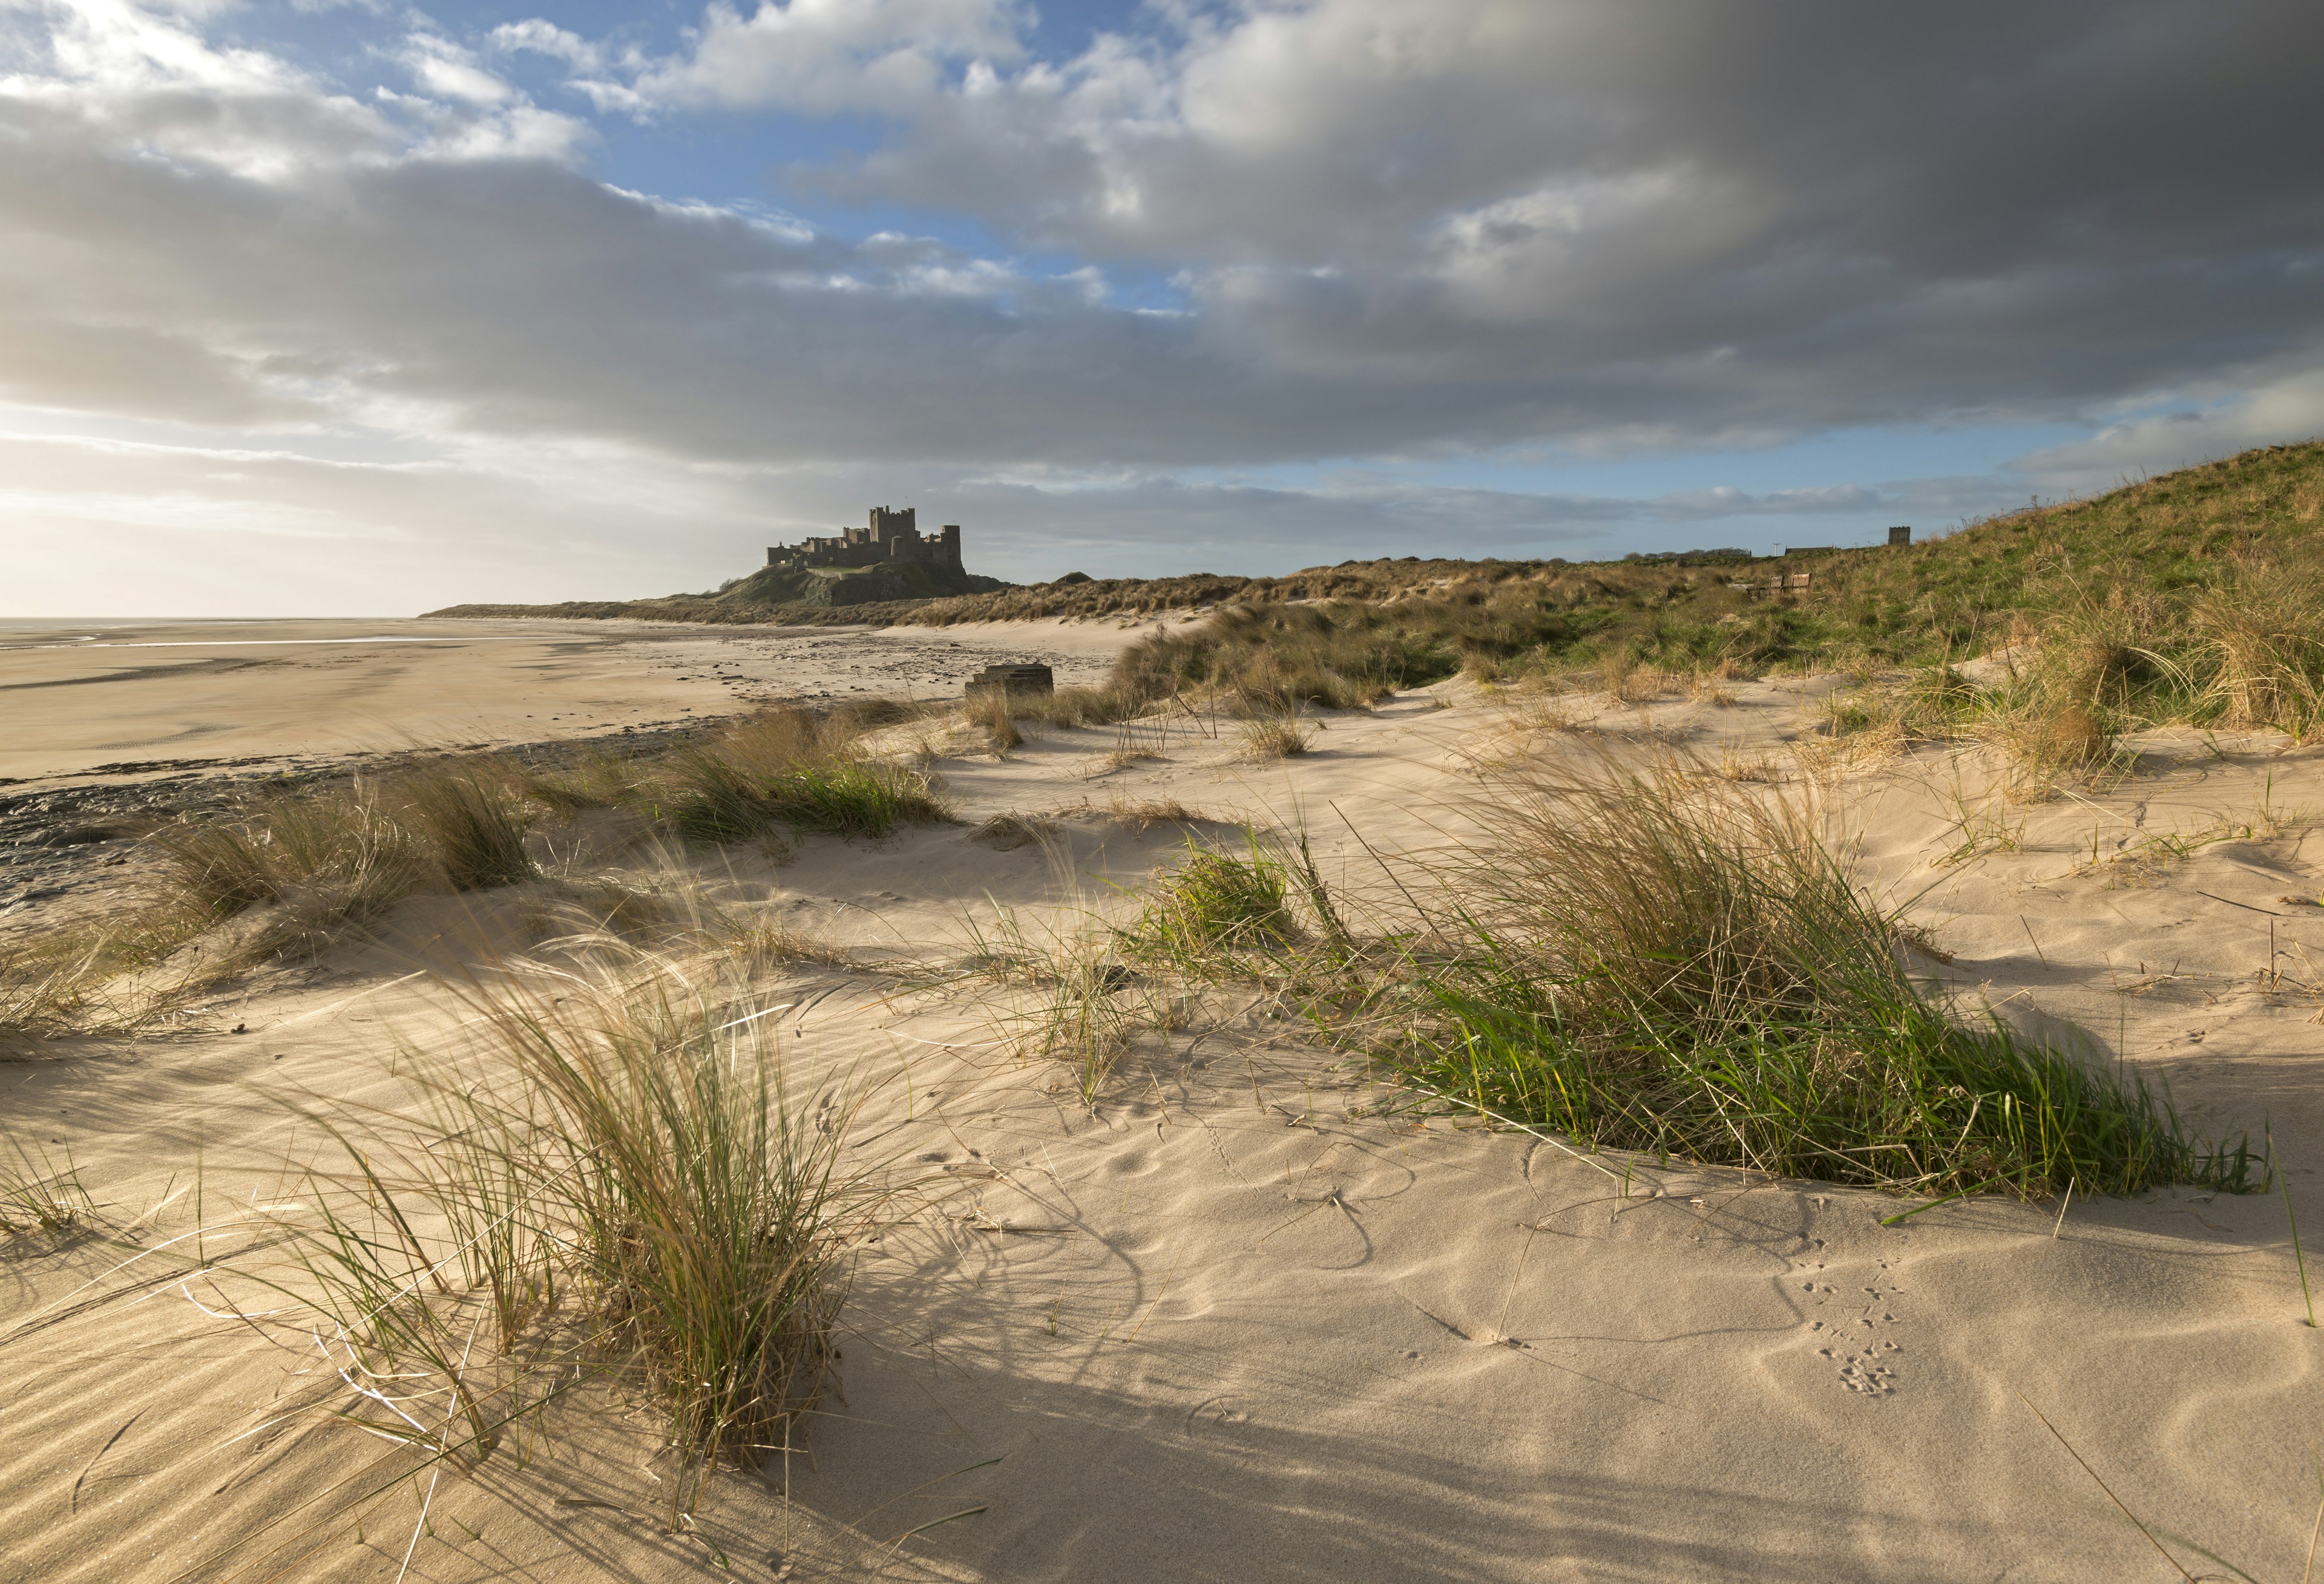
[0,614,1151,788]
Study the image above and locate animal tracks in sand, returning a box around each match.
[1800,1255,1908,1398]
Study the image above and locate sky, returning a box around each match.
[2,1,2321,616]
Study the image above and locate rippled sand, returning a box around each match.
[4,663,2320,1582]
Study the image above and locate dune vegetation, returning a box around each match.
[1374,759,2254,1199]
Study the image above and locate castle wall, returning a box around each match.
[769,507,963,572]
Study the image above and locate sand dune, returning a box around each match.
[3,633,2322,1583]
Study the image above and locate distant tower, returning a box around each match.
[869,506,917,542]
[1887,525,1912,546]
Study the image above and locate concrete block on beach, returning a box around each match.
[964,662,1055,698]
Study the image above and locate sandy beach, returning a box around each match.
[4,623,2322,1583]
[0,616,1153,787]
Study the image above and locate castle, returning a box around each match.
[767,506,962,571]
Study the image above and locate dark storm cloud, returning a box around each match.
[773,1,2324,443]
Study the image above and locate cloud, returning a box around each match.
[489,19,602,74]
[1,1,2321,617]
[620,0,1029,116]
[2008,366,2324,494]
[399,34,514,105]
[6,1,2322,470]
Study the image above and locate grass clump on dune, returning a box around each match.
[151,760,537,961]
[658,707,951,842]
[1239,709,1318,759]
[1388,758,2255,1199]
[0,935,107,1051]
[1123,837,1299,966]
[128,704,953,978]
[2189,560,2324,734]
[466,975,861,1479]
[241,967,874,1519]
[1817,555,2324,796]
[148,703,943,954]
[1003,684,1143,728]
[398,761,539,890]
[0,1125,92,1240]
[957,684,1145,756]
[156,782,434,944]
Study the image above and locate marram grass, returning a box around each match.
[1121,836,1298,964]
[237,963,879,1519]
[1388,758,2256,1199]
[658,707,951,842]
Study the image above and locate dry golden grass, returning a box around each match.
[963,689,1025,753]
[119,706,950,992]
[1599,646,1667,704]
[1103,794,1224,832]
[153,780,435,960]
[971,811,1061,851]
[2190,560,2324,736]
[1089,748,1164,776]
[1239,713,1318,759]
[0,933,105,1051]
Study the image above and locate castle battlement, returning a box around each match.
[767,506,962,572]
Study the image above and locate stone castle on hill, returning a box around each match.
[767,506,962,571]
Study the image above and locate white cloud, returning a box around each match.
[620,0,1028,116]
[489,18,601,73]
[401,34,514,106]
[2010,367,2324,494]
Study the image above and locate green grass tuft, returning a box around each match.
[658,707,952,842]
[668,756,947,842]
[1387,758,2256,1199]
[1123,837,1298,964]
[396,763,539,891]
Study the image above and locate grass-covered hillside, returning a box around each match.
[1109,440,2324,696]
[429,440,2324,694]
